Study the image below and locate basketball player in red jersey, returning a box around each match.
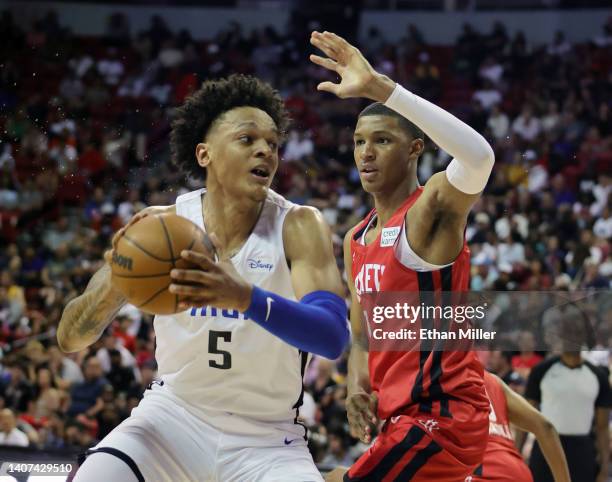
[310,31,494,481]
[468,371,570,482]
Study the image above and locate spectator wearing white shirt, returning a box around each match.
[97,48,124,86]
[283,130,314,161]
[479,56,504,85]
[497,231,526,268]
[487,104,510,140]
[513,105,541,142]
[547,31,571,56]
[473,79,502,111]
[541,101,561,134]
[593,205,611,239]
[0,408,29,447]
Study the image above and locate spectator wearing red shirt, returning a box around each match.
[512,331,543,380]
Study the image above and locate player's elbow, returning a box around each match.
[56,331,78,353]
[534,416,557,440]
[483,142,495,167]
[56,321,87,353]
[476,135,495,168]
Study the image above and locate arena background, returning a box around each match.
[0,0,610,480]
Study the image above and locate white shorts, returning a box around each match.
[77,385,323,482]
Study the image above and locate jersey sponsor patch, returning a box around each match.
[380,226,401,247]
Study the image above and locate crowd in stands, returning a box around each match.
[0,7,610,468]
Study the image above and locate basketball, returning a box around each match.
[109,213,214,315]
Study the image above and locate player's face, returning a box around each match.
[201,107,280,202]
[353,116,421,194]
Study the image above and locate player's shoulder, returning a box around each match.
[139,205,176,216]
[284,204,325,233]
[343,222,361,249]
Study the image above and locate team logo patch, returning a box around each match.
[380,226,401,247]
[247,258,274,271]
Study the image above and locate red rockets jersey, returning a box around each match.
[473,372,534,481]
[350,187,488,421]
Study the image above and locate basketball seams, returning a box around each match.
[123,235,174,263]
[137,283,172,310]
[157,215,178,313]
[112,214,207,314]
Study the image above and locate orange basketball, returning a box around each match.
[110,213,213,315]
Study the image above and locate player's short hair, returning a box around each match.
[358,102,424,141]
[170,74,290,180]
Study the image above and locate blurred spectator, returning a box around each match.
[487,104,510,140]
[487,349,525,392]
[67,356,107,417]
[320,425,353,467]
[512,332,543,380]
[0,408,29,446]
[473,80,502,111]
[512,105,541,142]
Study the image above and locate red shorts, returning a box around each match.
[469,449,534,482]
[345,403,488,482]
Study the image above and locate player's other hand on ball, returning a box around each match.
[169,234,253,312]
[309,31,394,103]
[104,206,172,263]
[346,391,378,444]
[111,206,172,250]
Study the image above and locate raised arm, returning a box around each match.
[310,30,495,264]
[501,376,571,482]
[57,205,174,353]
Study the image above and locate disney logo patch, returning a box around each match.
[247,258,274,271]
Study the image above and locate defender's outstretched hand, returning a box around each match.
[309,30,395,102]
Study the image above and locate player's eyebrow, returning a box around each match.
[354,129,395,138]
[233,121,279,135]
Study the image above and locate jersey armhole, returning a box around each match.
[394,219,453,272]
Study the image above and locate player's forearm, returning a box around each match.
[347,342,370,395]
[380,81,493,165]
[533,420,571,482]
[57,264,126,353]
[378,80,494,194]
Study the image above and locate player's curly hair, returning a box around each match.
[170,74,290,180]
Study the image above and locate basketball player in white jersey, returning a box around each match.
[57,75,350,481]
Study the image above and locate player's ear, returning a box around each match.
[408,138,424,159]
[196,142,212,168]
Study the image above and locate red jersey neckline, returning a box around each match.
[355,186,424,247]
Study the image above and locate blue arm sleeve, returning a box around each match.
[244,286,350,360]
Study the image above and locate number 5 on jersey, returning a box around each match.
[209,330,232,369]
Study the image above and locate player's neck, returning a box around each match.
[372,177,419,226]
[202,187,263,257]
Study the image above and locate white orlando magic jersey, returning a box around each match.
[153,188,309,425]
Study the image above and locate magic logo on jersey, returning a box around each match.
[190,306,250,320]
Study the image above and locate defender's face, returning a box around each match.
[353,116,415,194]
[204,107,280,202]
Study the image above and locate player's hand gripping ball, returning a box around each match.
[109,213,215,314]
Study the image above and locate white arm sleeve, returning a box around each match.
[384,83,495,194]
